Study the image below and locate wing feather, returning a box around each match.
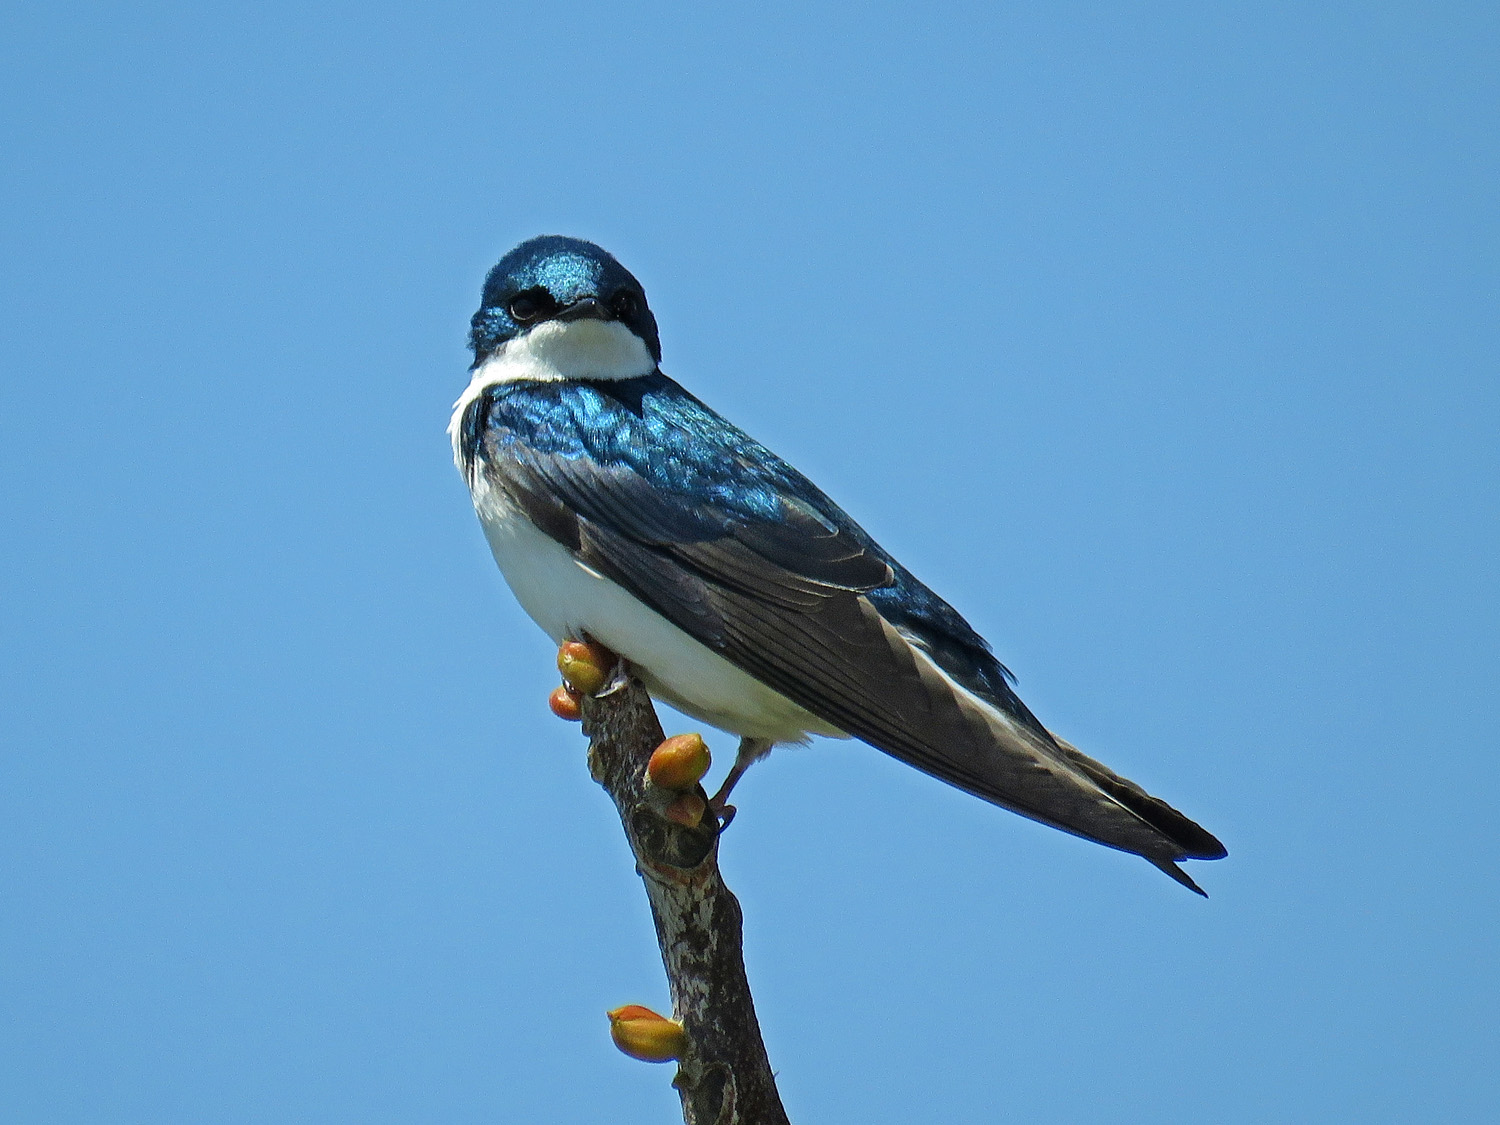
[480,414,1224,879]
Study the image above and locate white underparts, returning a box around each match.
[468,476,847,745]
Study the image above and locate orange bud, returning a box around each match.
[607,1005,687,1062]
[663,791,707,828]
[548,685,583,721]
[647,733,712,790]
[557,640,614,695]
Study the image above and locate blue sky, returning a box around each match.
[2,3,1496,1121]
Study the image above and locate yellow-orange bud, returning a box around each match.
[607,1005,687,1062]
[647,733,712,790]
[557,640,613,695]
[663,791,707,828]
[548,685,583,721]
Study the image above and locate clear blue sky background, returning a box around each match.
[2,3,1496,1122]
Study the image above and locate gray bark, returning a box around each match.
[582,666,791,1125]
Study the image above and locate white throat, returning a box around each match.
[448,318,656,469]
[480,319,654,384]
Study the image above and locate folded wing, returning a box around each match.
[476,389,1225,889]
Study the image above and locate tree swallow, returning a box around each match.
[450,236,1226,893]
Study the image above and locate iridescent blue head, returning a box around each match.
[469,236,661,372]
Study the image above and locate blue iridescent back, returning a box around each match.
[463,373,1033,721]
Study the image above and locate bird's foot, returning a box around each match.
[707,797,737,829]
[705,742,766,830]
[705,777,740,830]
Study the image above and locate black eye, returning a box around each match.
[507,289,553,323]
[611,290,637,319]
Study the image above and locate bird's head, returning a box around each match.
[469,236,661,381]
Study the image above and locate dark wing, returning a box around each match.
[478,393,1224,889]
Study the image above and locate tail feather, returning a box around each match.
[1048,735,1228,861]
[865,616,1227,892]
[1149,856,1209,896]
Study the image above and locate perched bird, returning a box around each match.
[451,235,1226,893]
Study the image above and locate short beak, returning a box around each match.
[555,296,610,322]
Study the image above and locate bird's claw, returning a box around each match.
[709,799,737,829]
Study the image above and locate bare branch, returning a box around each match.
[582,664,790,1125]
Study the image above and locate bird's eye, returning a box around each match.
[507,290,552,323]
[611,290,637,319]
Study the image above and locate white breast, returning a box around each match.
[470,478,845,744]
